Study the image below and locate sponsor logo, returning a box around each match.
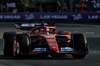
[72,14,83,20]
[88,15,100,19]
[0,15,20,19]
[92,0,100,8]
[40,15,68,19]
[48,39,55,41]
[32,48,46,52]
[47,36,54,38]
[25,14,35,20]
[61,47,73,51]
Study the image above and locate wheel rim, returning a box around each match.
[13,39,17,56]
[16,42,19,54]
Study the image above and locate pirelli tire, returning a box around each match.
[3,32,16,56]
[71,33,89,58]
[15,34,30,55]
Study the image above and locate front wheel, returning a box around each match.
[13,34,30,58]
[71,33,89,58]
[13,38,20,57]
[16,34,30,54]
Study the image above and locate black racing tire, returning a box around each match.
[16,34,30,54]
[13,38,19,57]
[3,32,16,56]
[71,33,89,58]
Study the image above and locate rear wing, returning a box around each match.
[15,23,35,30]
[15,23,55,30]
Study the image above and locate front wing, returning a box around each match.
[18,47,88,55]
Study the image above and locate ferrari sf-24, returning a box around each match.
[3,22,89,58]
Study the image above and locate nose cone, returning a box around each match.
[46,38,59,52]
[50,46,59,52]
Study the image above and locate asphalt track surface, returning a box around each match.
[0,23,100,66]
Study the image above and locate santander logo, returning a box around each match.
[92,0,100,8]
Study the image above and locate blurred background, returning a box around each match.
[0,0,100,23]
[0,0,88,13]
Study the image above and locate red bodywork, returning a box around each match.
[15,25,78,55]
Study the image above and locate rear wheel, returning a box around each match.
[3,32,16,56]
[71,33,89,58]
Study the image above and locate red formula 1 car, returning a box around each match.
[3,22,89,58]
